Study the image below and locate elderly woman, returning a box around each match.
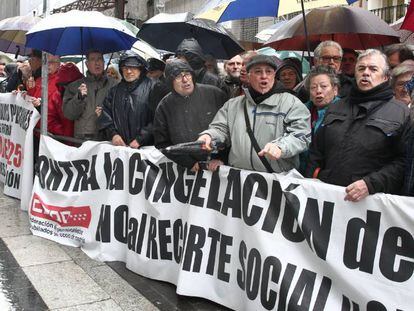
[305,65,340,134]
[391,60,414,108]
[300,65,340,174]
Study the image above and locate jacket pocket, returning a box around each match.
[322,113,347,127]
[363,118,401,151]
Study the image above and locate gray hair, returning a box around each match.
[391,60,414,88]
[357,49,390,78]
[304,65,340,91]
[314,41,343,59]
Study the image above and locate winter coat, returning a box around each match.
[219,75,242,99]
[404,126,414,196]
[201,88,311,173]
[154,84,227,168]
[307,82,411,194]
[63,72,117,140]
[98,76,154,146]
[48,64,84,137]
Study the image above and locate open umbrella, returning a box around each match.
[256,47,310,75]
[390,17,414,45]
[0,14,41,56]
[255,20,287,42]
[25,10,138,56]
[265,6,400,51]
[195,0,358,23]
[137,12,244,59]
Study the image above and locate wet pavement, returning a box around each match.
[0,186,231,311]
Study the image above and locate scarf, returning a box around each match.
[349,80,393,106]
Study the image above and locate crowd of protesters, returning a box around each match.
[2,39,414,199]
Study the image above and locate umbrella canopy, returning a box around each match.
[117,18,140,36]
[401,1,414,32]
[195,0,358,23]
[137,12,244,59]
[25,10,138,56]
[255,20,287,42]
[131,39,160,60]
[0,14,41,56]
[391,17,414,45]
[256,47,310,75]
[265,6,400,51]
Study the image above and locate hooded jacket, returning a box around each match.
[98,73,155,146]
[49,63,84,137]
[154,60,227,168]
[176,38,220,87]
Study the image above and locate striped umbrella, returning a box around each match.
[195,0,358,23]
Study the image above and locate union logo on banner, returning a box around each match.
[30,193,91,228]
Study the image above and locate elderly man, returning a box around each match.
[154,59,227,170]
[63,50,117,141]
[98,50,154,148]
[220,54,243,98]
[199,55,311,173]
[313,41,353,97]
[307,49,411,200]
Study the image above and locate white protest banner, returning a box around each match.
[29,135,414,311]
[0,93,39,200]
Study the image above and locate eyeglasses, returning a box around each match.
[174,72,192,81]
[320,56,342,63]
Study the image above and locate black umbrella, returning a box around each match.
[137,12,244,59]
[265,6,400,51]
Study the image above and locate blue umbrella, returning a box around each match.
[25,10,137,55]
[196,0,359,23]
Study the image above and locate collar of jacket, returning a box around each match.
[171,83,198,98]
[224,75,241,85]
[245,81,290,105]
[349,80,394,111]
[86,71,108,82]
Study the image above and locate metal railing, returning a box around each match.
[370,3,408,24]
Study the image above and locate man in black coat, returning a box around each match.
[153,59,227,171]
[307,49,412,201]
[98,51,154,148]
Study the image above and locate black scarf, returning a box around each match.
[349,80,393,106]
[248,82,288,104]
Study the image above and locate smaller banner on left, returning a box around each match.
[0,93,40,200]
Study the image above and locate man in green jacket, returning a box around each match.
[63,50,117,140]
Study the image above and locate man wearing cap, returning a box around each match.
[198,54,311,173]
[63,50,117,141]
[98,50,154,148]
[154,59,227,170]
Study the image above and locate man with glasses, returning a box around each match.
[154,59,227,171]
[98,50,154,148]
[313,41,353,98]
[198,55,311,173]
[63,50,117,141]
